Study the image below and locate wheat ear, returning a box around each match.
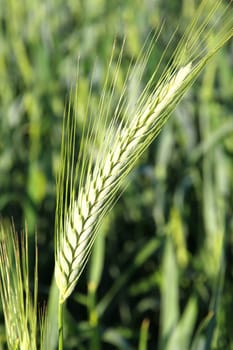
[0,222,46,350]
[55,0,233,303]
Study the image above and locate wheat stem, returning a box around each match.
[58,301,63,350]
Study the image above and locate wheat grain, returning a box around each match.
[54,63,194,302]
[55,0,233,303]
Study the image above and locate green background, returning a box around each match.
[0,0,233,349]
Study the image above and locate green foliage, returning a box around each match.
[0,0,233,349]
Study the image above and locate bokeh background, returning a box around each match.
[0,0,233,349]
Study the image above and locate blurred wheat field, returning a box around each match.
[0,0,233,349]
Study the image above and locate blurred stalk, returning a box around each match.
[153,123,174,230]
[139,319,150,350]
[87,224,107,350]
[159,238,179,350]
[198,51,222,279]
[198,33,231,347]
[87,285,101,350]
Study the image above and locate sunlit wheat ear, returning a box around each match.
[0,222,45,350]
[55,0,233,303]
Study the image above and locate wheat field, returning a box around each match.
[0,0,233,349]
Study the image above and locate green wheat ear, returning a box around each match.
[0,222,46,350]
[55,0,233,304]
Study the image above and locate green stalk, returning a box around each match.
[139,319,150,350]
[58,300,64,350]
[88,286,101,350]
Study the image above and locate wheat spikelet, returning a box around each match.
[55,0,233,303]
[0,222,45,350]
[55,64,192,302]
